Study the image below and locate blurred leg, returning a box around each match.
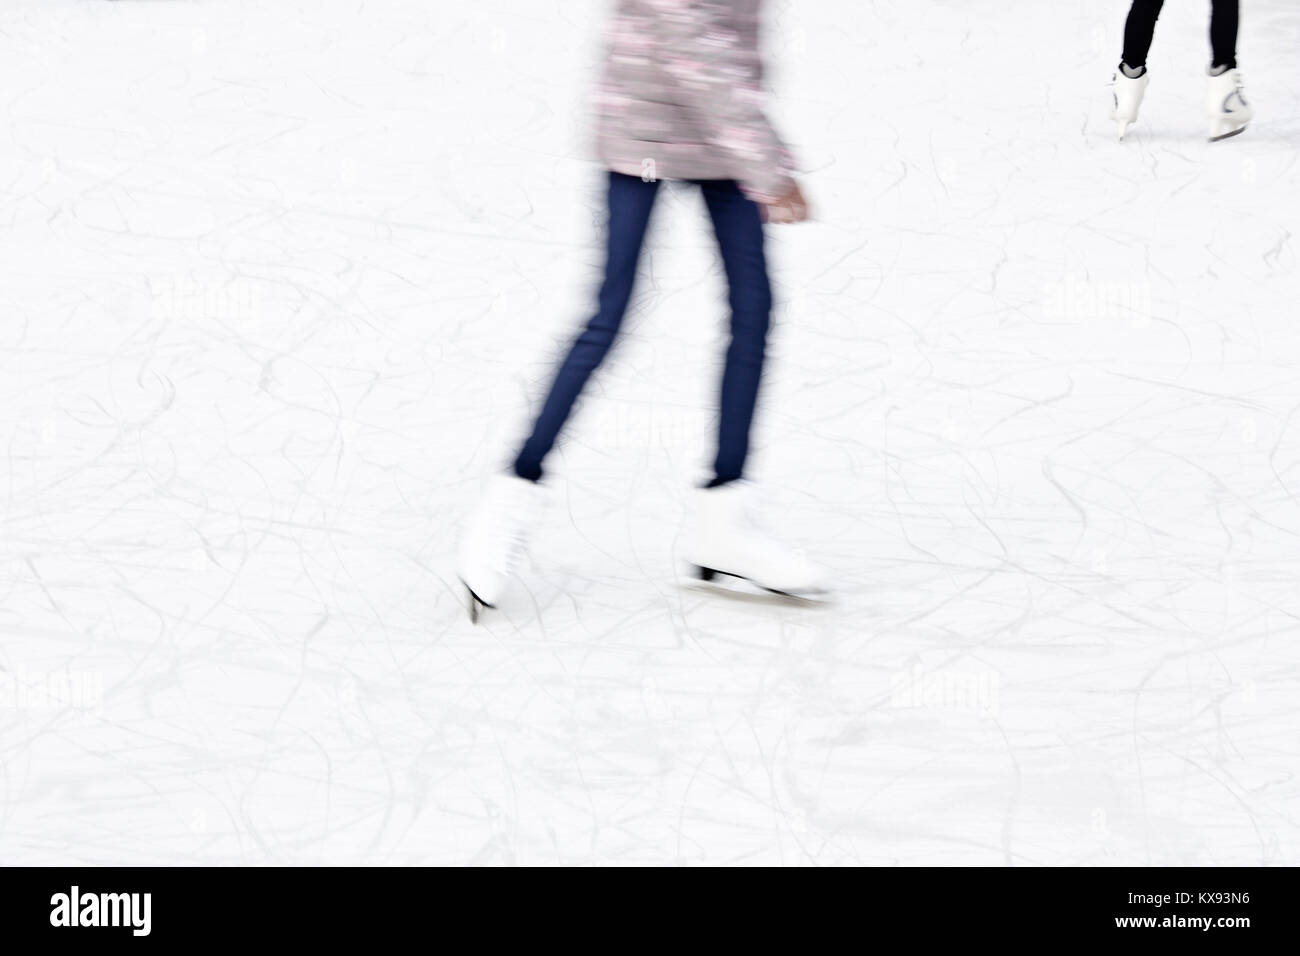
[513,171,660,481]
[1210,0,1239,69]
[1122,0,1166,69]
[698,179,772,487]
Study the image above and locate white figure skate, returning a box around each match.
[685,482,827,598]
[456,474,543,622]
[1110,65,1149,141]
[1207,68,1251,141]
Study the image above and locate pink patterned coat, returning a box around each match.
[594,0,796,204]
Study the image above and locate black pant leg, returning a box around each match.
[1210,0,1239,69]
[1121,0,1166,69]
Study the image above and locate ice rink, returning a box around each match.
[2,0,1298,865]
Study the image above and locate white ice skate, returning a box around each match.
[456,474,543,622]
[1206,68,1251,141]
[1109,65,1149,141]
[685,482,827,598]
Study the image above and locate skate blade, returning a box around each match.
[694,566,829,603]
[1209,123,1247,142]
[461,581,494,624]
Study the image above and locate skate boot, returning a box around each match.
[1110,63,1149,141]
[456,474,543,622]
[1206,67,1251,141]
[685,482,826,598]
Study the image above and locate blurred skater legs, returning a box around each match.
[458,171,824,618]
[513,171,661,483]
[513,173,773,488]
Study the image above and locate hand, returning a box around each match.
[761,181,810,224]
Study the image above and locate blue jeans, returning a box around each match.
[514,171,772,485]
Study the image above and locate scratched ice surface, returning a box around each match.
[1,0,1297,866]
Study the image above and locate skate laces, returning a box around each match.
[733,482,767,530]
[736,485,799,552]
[736,485,813,565]
[478,480,536,569]
[1214,70,1248,112]
[487,512,526,555]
